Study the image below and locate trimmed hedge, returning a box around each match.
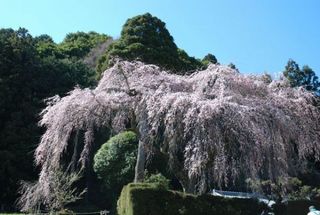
[272,200,320,215]
[117,183,267,215]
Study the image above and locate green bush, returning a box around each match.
[144,173,170,190]
[117,183,267,215]
[93,131,138,191]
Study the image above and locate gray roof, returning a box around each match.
[211,189,275,207]
[212,189,266,199]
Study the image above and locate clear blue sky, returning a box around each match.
[1,0,319,76]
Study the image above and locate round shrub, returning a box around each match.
[93,131,138,191]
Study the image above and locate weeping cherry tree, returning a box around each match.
[19,60,320,210]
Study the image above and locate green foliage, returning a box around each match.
[176,49,203,72]
[97,13,203,74]
[283,59,320,94]
[283,59,303,87]
[246,177,320,202]
[0,28,97,210]
[59,31,111,59]
[117,183,267,215]
[93,131,138,191]
[202,53,217,66]
[144,173,170,190]
[34,34,64,58]
[38,57,97,94]
[228,62,238,70]
[34,31,111,63]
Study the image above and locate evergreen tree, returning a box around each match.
[228,62,239,72]
[202,53,218,65]
[301,65,320,92]
[283,59,319,94]
[97,13,203,74]
[283,59,303,87]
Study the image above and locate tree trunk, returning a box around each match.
[70,130,79,172]
[133,106,148,183]
[134,140,146,182]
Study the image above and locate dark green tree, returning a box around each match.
[93,131,138,191]
[228,62,239,72]
[301,65,320,92]
[0,28,96,210]
[202,53,218,65]
[283,59,303,87]
[97,13,203,74]
[177,49,203,72]
[34,34,54,43]
[283,59,319,94]
[0,28,41,210]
